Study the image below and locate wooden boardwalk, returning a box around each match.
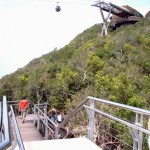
[9,114,44,142]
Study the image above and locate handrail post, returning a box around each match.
[0,96,11,150]
[0,131,2,143]
[33,105,36,126]
[54,128,58,139]
[37,107,40,131]
[148,116,150,149]
[88,99,95,142]
[0,102,2,143]
[44,105,48,140]
[130,113,143,150]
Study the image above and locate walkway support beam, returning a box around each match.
[92,0,111,36]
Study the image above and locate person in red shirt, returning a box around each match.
[19,96,29,123]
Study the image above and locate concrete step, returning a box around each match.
[21,138,102,150]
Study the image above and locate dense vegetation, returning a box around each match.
[0,17,150,149]
[1,18,150,110]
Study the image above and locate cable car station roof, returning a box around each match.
[92,1,143,19]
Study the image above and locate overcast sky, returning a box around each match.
[0,0,149,79]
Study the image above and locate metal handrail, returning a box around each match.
[55,96,150,140]
[34,105,56,133]
[10,105,25,150]
[0,102,2,144]
[0,96,11,150]
[87,96,150,115]
[7,100,20,104]
[36,103,49,106]
[55,98,88,135]
[34,104,74,140]
[34,104,56,127]
[84,105,150,135]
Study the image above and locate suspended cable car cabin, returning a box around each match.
[55,2,61,12]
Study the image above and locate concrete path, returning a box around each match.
[23,138,102,150]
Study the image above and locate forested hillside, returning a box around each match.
[0,15,150,149]
[0,18,150,113]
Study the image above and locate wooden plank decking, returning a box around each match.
[9,114,44,142]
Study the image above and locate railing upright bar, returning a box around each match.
[0,102,2,143]
[33,106,36,126]
[44,105,48,140]
[131,113,143,150]
[3,96,11,141]
[37,108,40,131]
[139,114,143,150]
[88,99,95,142]
[148,116,150,149]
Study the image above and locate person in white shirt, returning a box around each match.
[57,113,63,123]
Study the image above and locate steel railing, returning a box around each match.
[0,96,11,150]
[54,96,150,150]
[10,105,25,150]
[33,103,74,140]
[2,95,150,150]
[0,96,25,150]
[33,104,57,140]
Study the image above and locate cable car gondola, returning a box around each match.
[55,2,61,12]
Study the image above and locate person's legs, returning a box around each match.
[51,115,54,122]
[20,111,23,119]
[51,114,57,124]
[54,115,57,124]
[22,110,27,123]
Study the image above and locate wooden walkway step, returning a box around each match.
[10,114,44,142]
